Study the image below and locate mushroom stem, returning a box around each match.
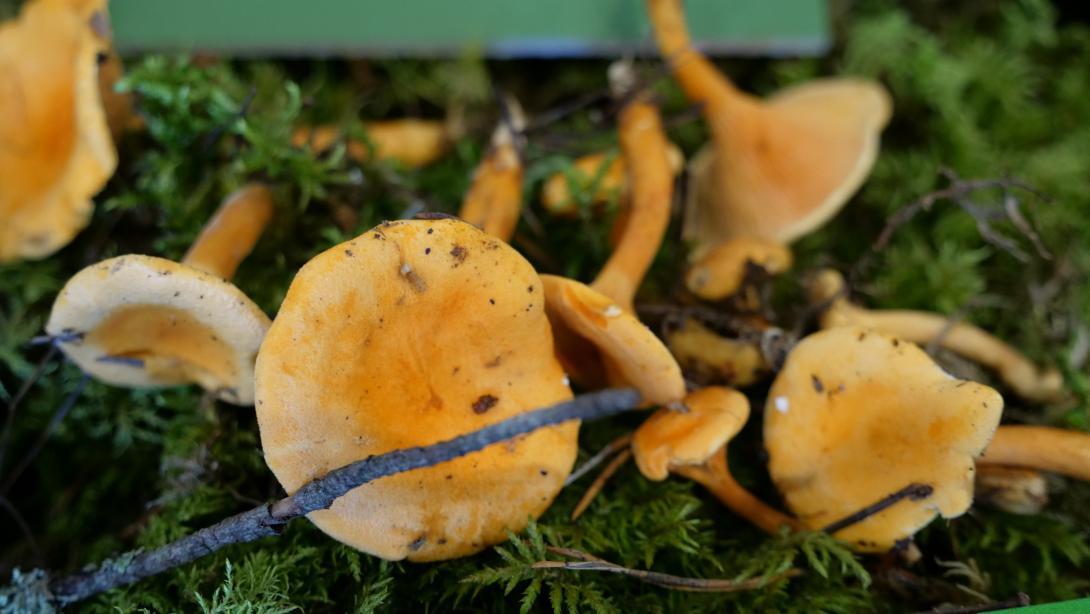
[811,270,1063,403]
[645,0,746,108]
[457,99,525,241]
[591,65,674,313]
[674,447,802,534]
[181,184,275,280]
[979,426,1090,482]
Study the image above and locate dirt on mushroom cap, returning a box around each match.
[255,219,577,562]
[764,326,1002,552]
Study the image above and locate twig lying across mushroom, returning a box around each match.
[0,0,117,262]
[645,0,891,256]
[808,268,1063,403]
[256,218,680,562]
[457,97,526,241]
[45,184,275,405]
[3,388,642,607]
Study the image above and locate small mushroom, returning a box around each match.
[45,184,274,404]
[541,274,685,406]
[974,465,1048,515]
[457,98,525,241]
[0,0,117,262]
[633,386,801,534]
[809,269,1064,403]
[292,118,454,168]
[646,0,891,256]
[255,218,678,561]
[666,318,768,388]
[685,237,793,301]
[540,144,684,217]
[764,326,1003,552]
[590,61,674,315]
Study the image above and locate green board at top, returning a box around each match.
[110,0,828,58]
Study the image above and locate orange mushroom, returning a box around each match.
[685,237,793,301]
[540,144,684,217]
[0,0,117,262]
[292,118,454,168]
[979,426,1090,482]
[457,99,525,241]
[809,268,1064,403]
[764,326,1003,552]
[45,184,274,404]
[255,218,680,561]
[665,318,768,388]
[974,465,1048,515]
[633,386,801,534]
[646,0,891,257]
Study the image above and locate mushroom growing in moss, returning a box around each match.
[457,98,525,242]
[808,268,1063,403]
[646,0,891,257]
[255,218,681,561]
[764,326,1003,552]
[685,237,793,302]
[292,118,455,168]
[45,184,274,405]
[633,386,801,534]
[540,144,684,217]
[0,0,117,262]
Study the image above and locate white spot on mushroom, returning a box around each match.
[400,263,413,275]
[561,374,570,387]
[774,396,790,414]
[604,305,622,317]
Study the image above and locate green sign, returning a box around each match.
[110,0,828,57]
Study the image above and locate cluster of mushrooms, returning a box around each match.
[6,0,1090,577]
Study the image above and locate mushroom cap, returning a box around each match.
[255,219,577,562]
[666,318,768,388]
[0,0,117,262]
[633,387,750,481]
[540,274,685,406]
[685,79,891,254]
[764,327,1002,551]
[45,255,271,404]
[685,237,793,299]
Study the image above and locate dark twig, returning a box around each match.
[822,483,934,535]
[534,546,800,592]
[201,86,256,151]
[0,495,42,565]
[0,374,90,496]
[37,388,641,605]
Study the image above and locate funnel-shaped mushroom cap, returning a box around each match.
[541,274,685,406]
[764,327,1002,551]
[685,79,891,253]
[0,0,117,262]
[633,387,749,481]
[255,219,577,562]
[685,237,793,300]
[45,255,271,404]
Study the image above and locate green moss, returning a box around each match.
[2,1,1090,611]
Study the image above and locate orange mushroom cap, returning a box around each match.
[666,318,768,388]
[765,326,1002,552]
[0,0,117,262]
[255,219,578,561]
[44,184,274,404]
[645,0,890,255]
[633,386,749,481]
[685,237,793,300]
[541,274,685,407]
[540,144,684,218]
